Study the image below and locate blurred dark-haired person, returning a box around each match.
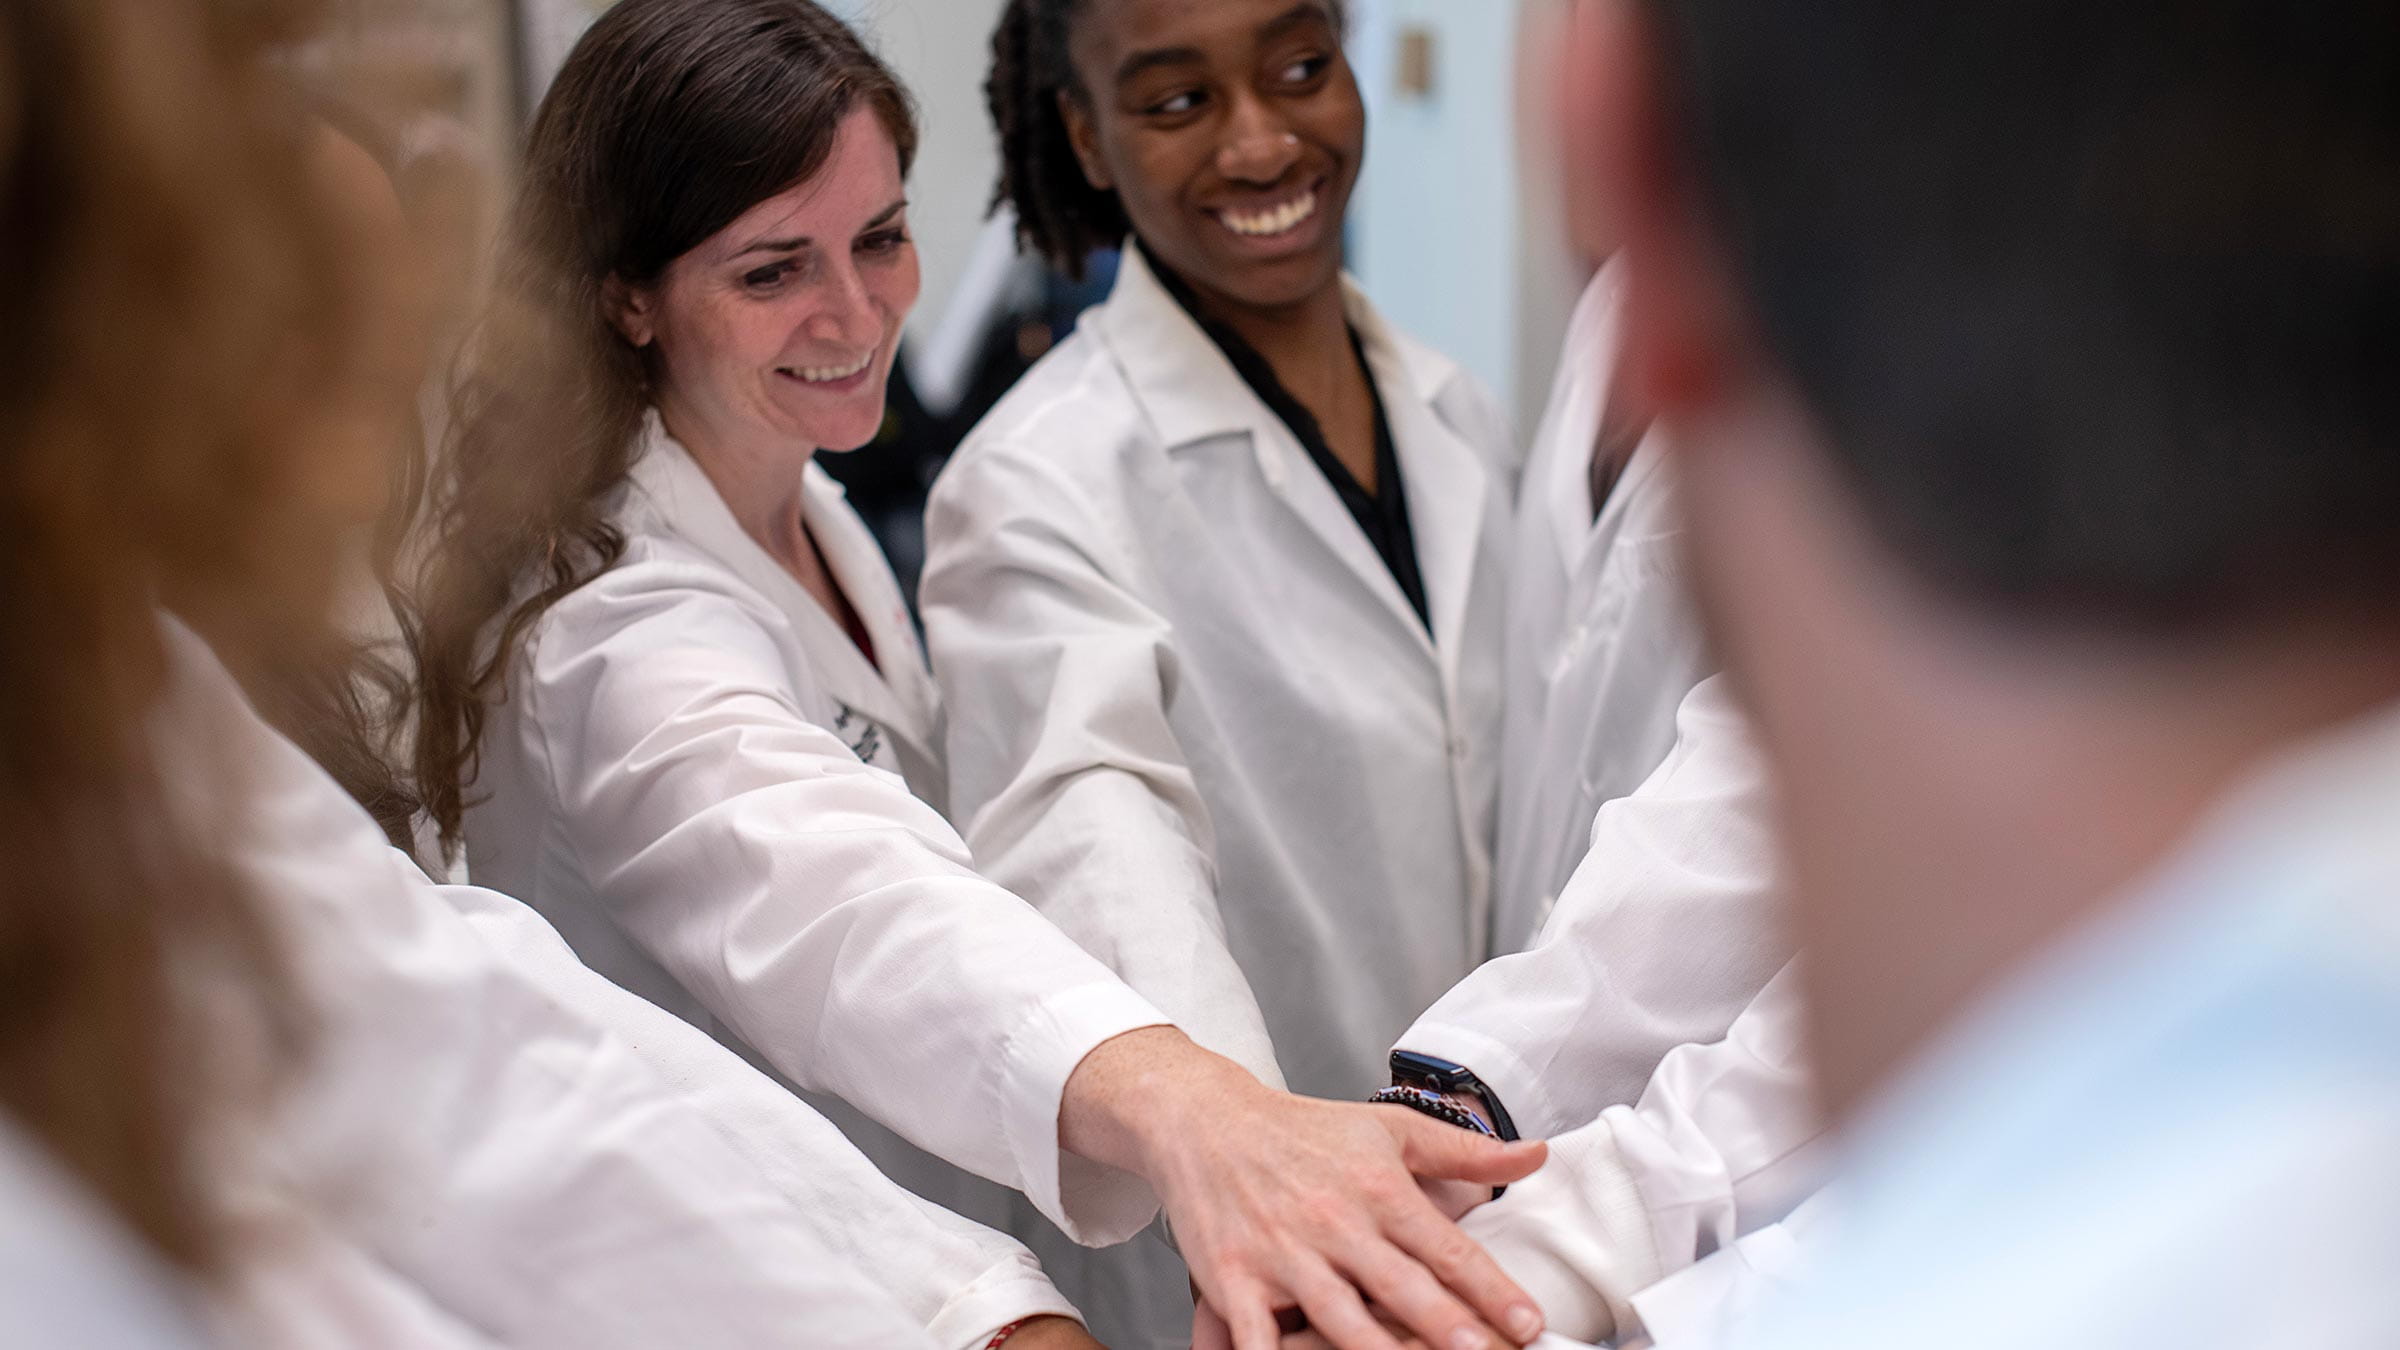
[406,3,1549,1349]
[1559,0,2400,1345]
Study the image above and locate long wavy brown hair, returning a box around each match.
[406,0,917,853]
[0,0,360,1269]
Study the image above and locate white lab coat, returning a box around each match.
[1396,271,1810,1341]
[155,620,945,1348]
[0,1117,215,1349]
[464,419,1200,1348]
[460,422,1175,1244]
[1495,267,1716,953]
[1399,270,1790,1136]
[1460,964,1825,1344]
[1625,1193,1833,1350]
[436,881,1082,1348]
[208,1200,501,1350]
[1403,677,1796,1130]
[922,244,1519,1104]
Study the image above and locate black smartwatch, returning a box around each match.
[1388,1049,1520,1143]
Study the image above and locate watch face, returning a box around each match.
[1389,1050,1471,1087]
[1390,1051,1518,1141]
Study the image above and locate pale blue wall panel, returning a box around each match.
[1348,0,1523,413]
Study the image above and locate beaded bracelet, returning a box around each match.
[1369,1084,1515,1198]
[984,1318,1034,1349]
[1368,1083,1497,1137]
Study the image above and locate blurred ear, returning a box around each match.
[602,274,654,348]
[1057,90,1114,192]
[1580,0,1749,426]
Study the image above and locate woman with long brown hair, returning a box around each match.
[406,3,1550,1348]
[0,0,1032,1343]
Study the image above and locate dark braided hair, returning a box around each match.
[985,0,1347,279]
[987,0,1124,278]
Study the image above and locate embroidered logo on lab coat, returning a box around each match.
[832,703,885,768]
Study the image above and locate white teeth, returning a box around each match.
[1219,189,1318,238]
[786,353,873,384]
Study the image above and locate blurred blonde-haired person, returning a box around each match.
[0,2,1072,1344]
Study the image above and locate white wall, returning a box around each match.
[1348,0,1582,430]
[836,0,1012,346]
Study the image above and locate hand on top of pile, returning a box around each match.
[1062,1028,1549,1350]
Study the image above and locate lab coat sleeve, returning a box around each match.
[1620,1192,1833,1350]
[439,882,1084,1350]
[1399,676,1792,1134]
[210,1203,506,1350]
[1458,964,1824,1345]
[0,1122,216,1350]
[919,440,1287,1089]
[163,634,944,1349]
[519,561,1169,1241]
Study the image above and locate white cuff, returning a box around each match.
[1395,1020,1568,1139]
[930,1257,1084,1350]
[1460,1120,1664,1345]
[997,981,1173,1244]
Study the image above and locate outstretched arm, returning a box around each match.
[1063,1028,1551,1350]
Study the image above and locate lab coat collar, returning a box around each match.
[1092,244,1490,662]
[621,415,942,761]
[1365,321,1491,674]
[1094,244,1473,451]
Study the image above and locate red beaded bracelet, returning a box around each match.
[984,1318,1035,1349]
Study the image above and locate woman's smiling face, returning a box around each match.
[1062,0,1364,313]
[614,106,919,457]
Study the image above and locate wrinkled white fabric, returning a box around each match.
[208,1199,500,1350]
[1494,267,1718,955]
[442,879,1080,1349]
[1405,677,1794,1135]
[1404,268,1787,1137]
[0,1117,213,1349]
[1399,269,1812,1346]
[923,244,1520,1105]
[460,422,1172,1243]
[157,619,940,1348]
[1628,1194,1832,1350]
[1462,965,1823,1343]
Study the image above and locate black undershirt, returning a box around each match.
[1155,267,1431,629]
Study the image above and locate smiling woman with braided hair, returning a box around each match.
[927,1,1534,1346]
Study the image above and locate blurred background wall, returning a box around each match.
[822,0,1014,365]
[1349,0,1583,429]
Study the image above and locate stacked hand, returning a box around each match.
[1062,1028,1549,1350]
[1196,1305,1427,1350]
